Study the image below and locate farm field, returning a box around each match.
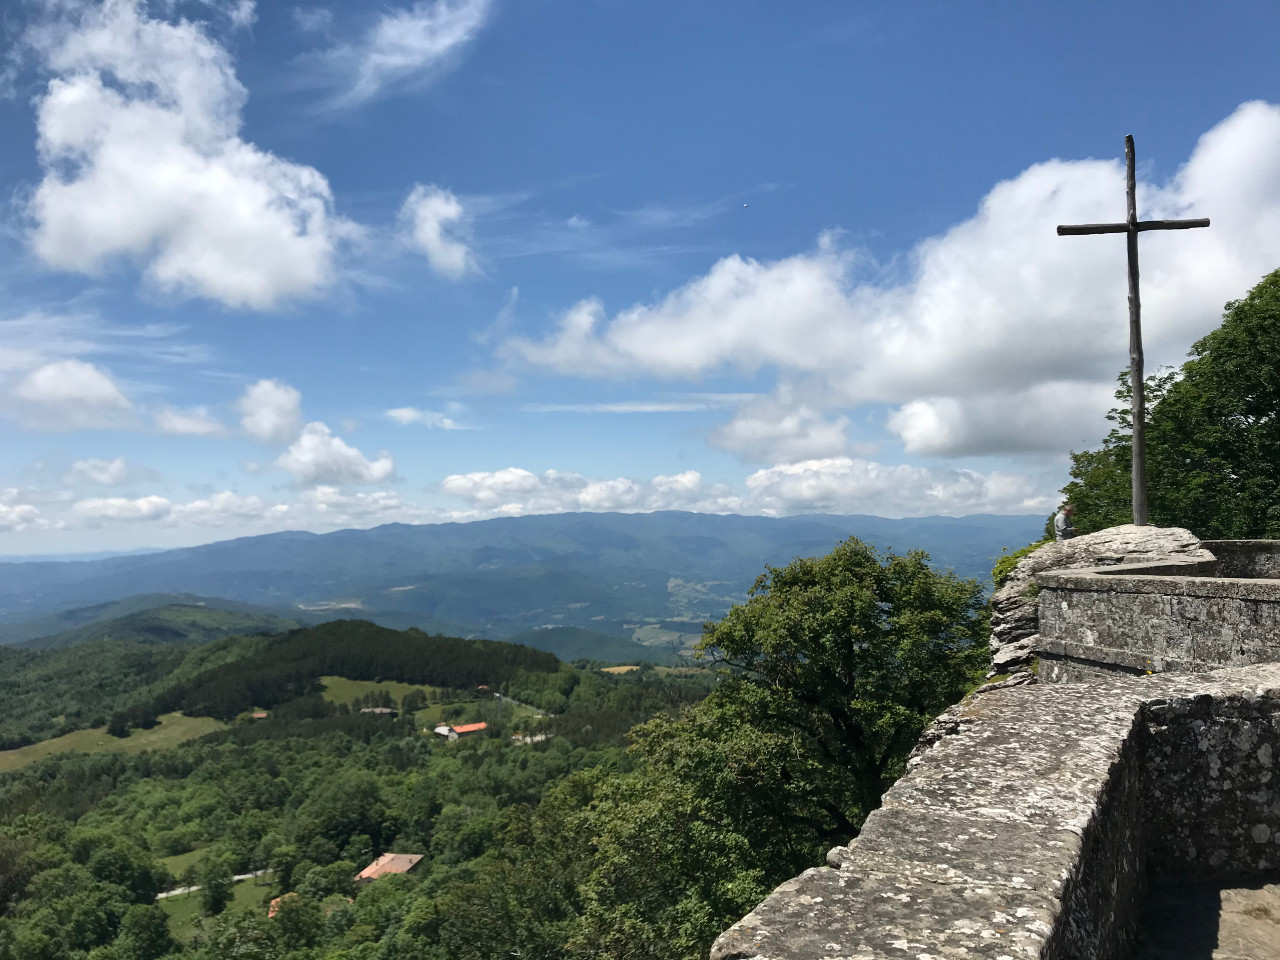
[0,713,225,772]
[630,623,701,652]
[160,848,207,879]
[318,675,439,705]
[159,875,274,942]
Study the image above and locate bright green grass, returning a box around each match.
[160,848,207,878]
[319,675,440,706]
[0,713,225,772]
[160,875,274,942]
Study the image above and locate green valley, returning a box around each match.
[0,536,987,960]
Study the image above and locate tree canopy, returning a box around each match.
[1062,269,1280,538]
[0,541,987,960]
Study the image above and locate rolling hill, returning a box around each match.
[0,511,1045,650]
[15,602,308,650]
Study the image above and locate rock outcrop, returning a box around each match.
[989,524,1213,675]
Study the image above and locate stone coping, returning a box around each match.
[1035,561,1280,600]
[1036,638,1188,674]
[710,664,1280,960]
[1203,539,1280,553]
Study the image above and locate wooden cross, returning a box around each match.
[1057,135,1209,526]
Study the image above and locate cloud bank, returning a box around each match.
[502,102,1280,459]
[27,0,349,308]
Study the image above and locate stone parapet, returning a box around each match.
[1037,559,1280,682]
[711,665,1280,960]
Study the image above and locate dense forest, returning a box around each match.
[1061,269,1280,538]
[0,537,987,960]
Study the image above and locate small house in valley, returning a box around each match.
[431,721,487,741]
[355,852,424,885]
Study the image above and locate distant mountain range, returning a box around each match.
[0,511,1045,652]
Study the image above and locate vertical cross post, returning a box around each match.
[1124,136,1147,525]
[1057,137,1209,526]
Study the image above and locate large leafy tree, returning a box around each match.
[695,537,987,825]
[567,538,987,960]
[1063,269,1280,538]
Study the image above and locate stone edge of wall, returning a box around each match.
[1034,561,1280,599]
[710,664,1280,960]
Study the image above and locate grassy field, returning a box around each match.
[319,675,439,706]
[0,713,226,773]
[630,624,701,652]
[161,848,207,879]
[160,875,274,942]
[600,665,639,674]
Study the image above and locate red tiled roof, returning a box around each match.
[355,852,424,881]
[268,893,297,918]
[451,722,487,734]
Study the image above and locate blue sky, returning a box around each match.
[2,0,1279,553]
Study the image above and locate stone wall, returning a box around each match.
[1037,562,1280,682]
[711,665,1280,960]
[1206,540,1280,579]
[988,525,1212,676]
[1143,691,1280,879]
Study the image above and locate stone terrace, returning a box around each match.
[711,664,1280,960]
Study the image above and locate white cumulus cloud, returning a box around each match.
[0,489,49,531]
[503,102,1280,459]
[10,359,133,430]
[72,494,172,521]
[440,467,741,517]
[400,184,475,278]
[709,391,852,463]
[26,0,350,308]
[171,491,276,525]
[238,379,303,444]
[744,458,1053,517]
[275,422,395,485]
[438,460,1053,519]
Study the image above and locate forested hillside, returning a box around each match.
[0,596,314,648]
[0,512,1044,649]
[18,605,306,651]
[0,537,987,960]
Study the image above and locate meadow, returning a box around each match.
[0,712,225,772]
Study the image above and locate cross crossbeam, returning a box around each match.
[1057,136,1209,526]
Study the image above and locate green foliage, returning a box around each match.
[698,537,988,823]
[0,641,188,750]
[117,904,176,960]
[148,620,562,721]
[1063,269,1280,538]
[197,858,233,917]
[0,538,987,960]
[270,893,322,949]
[400,688,428,714]
[19,604,304,652]
[991,539,1052,588]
